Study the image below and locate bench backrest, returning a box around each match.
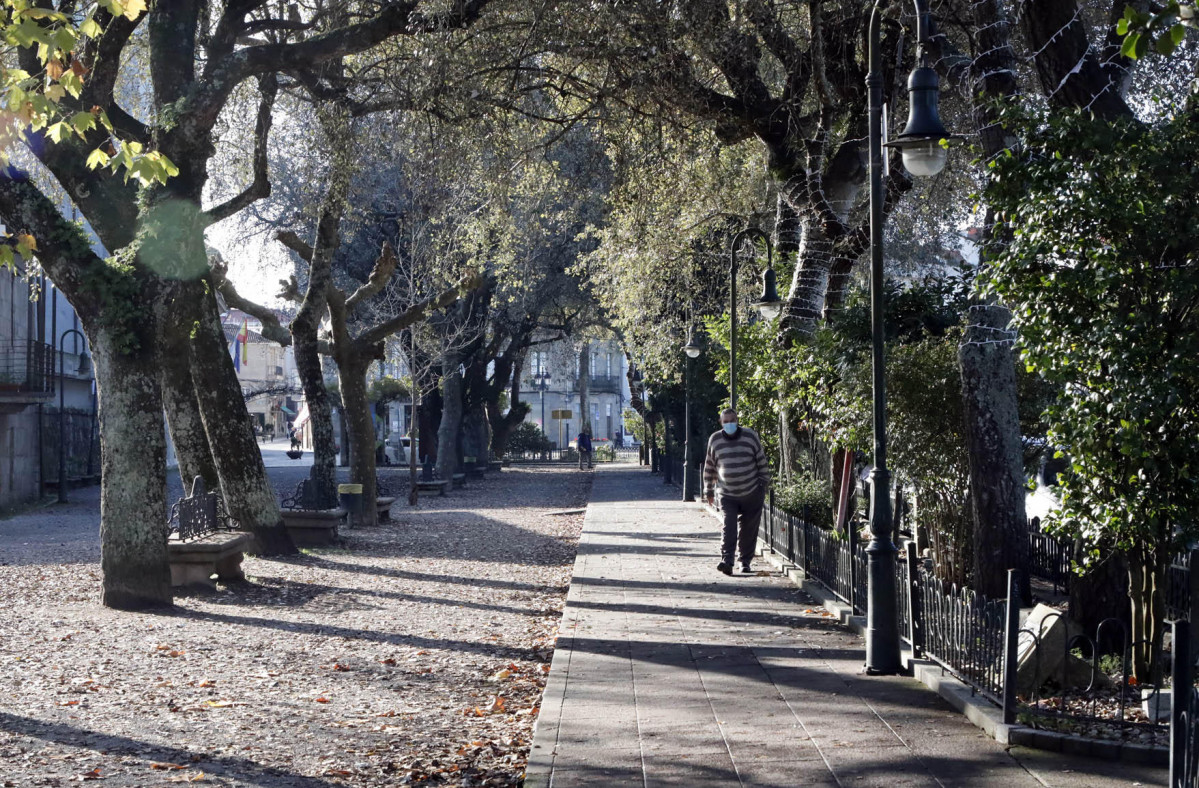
[167,477,239,541]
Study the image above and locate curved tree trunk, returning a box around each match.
[160,316,218,493]
[93,324,173,610]
[189,283,295,554]
[293,327,338,496]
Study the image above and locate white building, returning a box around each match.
[522,337,631,447]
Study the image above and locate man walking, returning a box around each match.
[703,408,771,575]
[576,428,594,470]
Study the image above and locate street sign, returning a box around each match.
[551,409,573,419]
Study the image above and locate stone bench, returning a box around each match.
[168,532,251,589]
[376,496,396,521]
[452,473,467,489]
[416,479,451,496]
[279,507,345,546]
[166,477,250,590]
[487,460,503,473]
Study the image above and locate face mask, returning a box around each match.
[722,422,738,435]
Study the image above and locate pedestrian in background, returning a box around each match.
[576,429,594,470]
[703,408,771,575]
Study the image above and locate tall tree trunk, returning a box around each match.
[93,324,173,609]
[578,340,591,435]
[188,283,294,553]
[488,351,526,457]
[435,352,464,482]
[961,0,1031,601]
[337,350,378,526]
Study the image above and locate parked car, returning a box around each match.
[383,435,412,465]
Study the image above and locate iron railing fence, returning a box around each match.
[0,340,54,394]
[40,409,100,484]
[918,570,1009,703]
[761,494,865,614]
[1169,552,1193,622]
[1017,612,1169,744]
[1026,517,1073,593]
[1171,620,1199,787]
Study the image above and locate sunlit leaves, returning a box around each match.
[1117,2,1196,59]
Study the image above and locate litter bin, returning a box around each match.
[338,483,364,526]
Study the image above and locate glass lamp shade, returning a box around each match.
[683,344,702,359]
[899,139,948,177]
[754,300,783,320]
[76,351,92,377]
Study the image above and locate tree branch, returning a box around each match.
[275,229,315,261]
[345,242,399,313]
[358,271,488,348]
[203,73,278,226]
[210,256,293,347]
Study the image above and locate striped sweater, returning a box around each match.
[702,427,771,498]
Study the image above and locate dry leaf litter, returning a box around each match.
[0,465,591,786]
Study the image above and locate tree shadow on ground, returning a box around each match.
[155,606,544,662]
[259,553,570,595]
[192,575,557,619]
[0,711,343,787]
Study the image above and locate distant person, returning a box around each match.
[703,408,771,576]
[576,429,593,470]
[289,427,301,452]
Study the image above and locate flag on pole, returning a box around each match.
[230,318,249,372]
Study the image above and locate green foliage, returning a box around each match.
[594,444,616,463]
[368,376,410,404]
[774,475,833,529]
[982,104,1199,561]
[622,407,647,442]
[1117,2,1195,59]
[507,421,552,454]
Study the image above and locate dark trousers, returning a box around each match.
[720,486,764,565]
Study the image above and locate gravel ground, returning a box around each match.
[0,464,592,787]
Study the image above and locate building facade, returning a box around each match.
[521,337,631,447]
[0,264,98,510]
[222,308,300,439]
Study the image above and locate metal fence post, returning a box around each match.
[1172,619,1191,787]
[1002,568,1021,725]
[802,505,811,577]
[849,522,857,613]
[906,541,922,658]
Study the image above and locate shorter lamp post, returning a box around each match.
[681,328,704,502]
[728,229,785,410]
[57,329,91,504]
[535,372,550,458]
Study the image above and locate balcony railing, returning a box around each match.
[0,340,55,396]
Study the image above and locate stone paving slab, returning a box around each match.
[527,465,1166,788]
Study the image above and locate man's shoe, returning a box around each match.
[717,562,733,576]
[741,564,753,574]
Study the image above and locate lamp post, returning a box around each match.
[728,229,784,411]
[864,0,957,675]
[57,328,91,504]
[681,329,703,502]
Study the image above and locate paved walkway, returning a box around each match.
[527,465,1165,787]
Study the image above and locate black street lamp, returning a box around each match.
[57,328,91,504]
[864,0,958,675]
[728,229,784,411]
[681,328,703,502]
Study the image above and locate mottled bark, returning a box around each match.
[959,0,1031,601]
[93,325,173,609]
[160,311,218,493]
[189,283,295,554]
[337,350,378,526]
[959,305,1027,600]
